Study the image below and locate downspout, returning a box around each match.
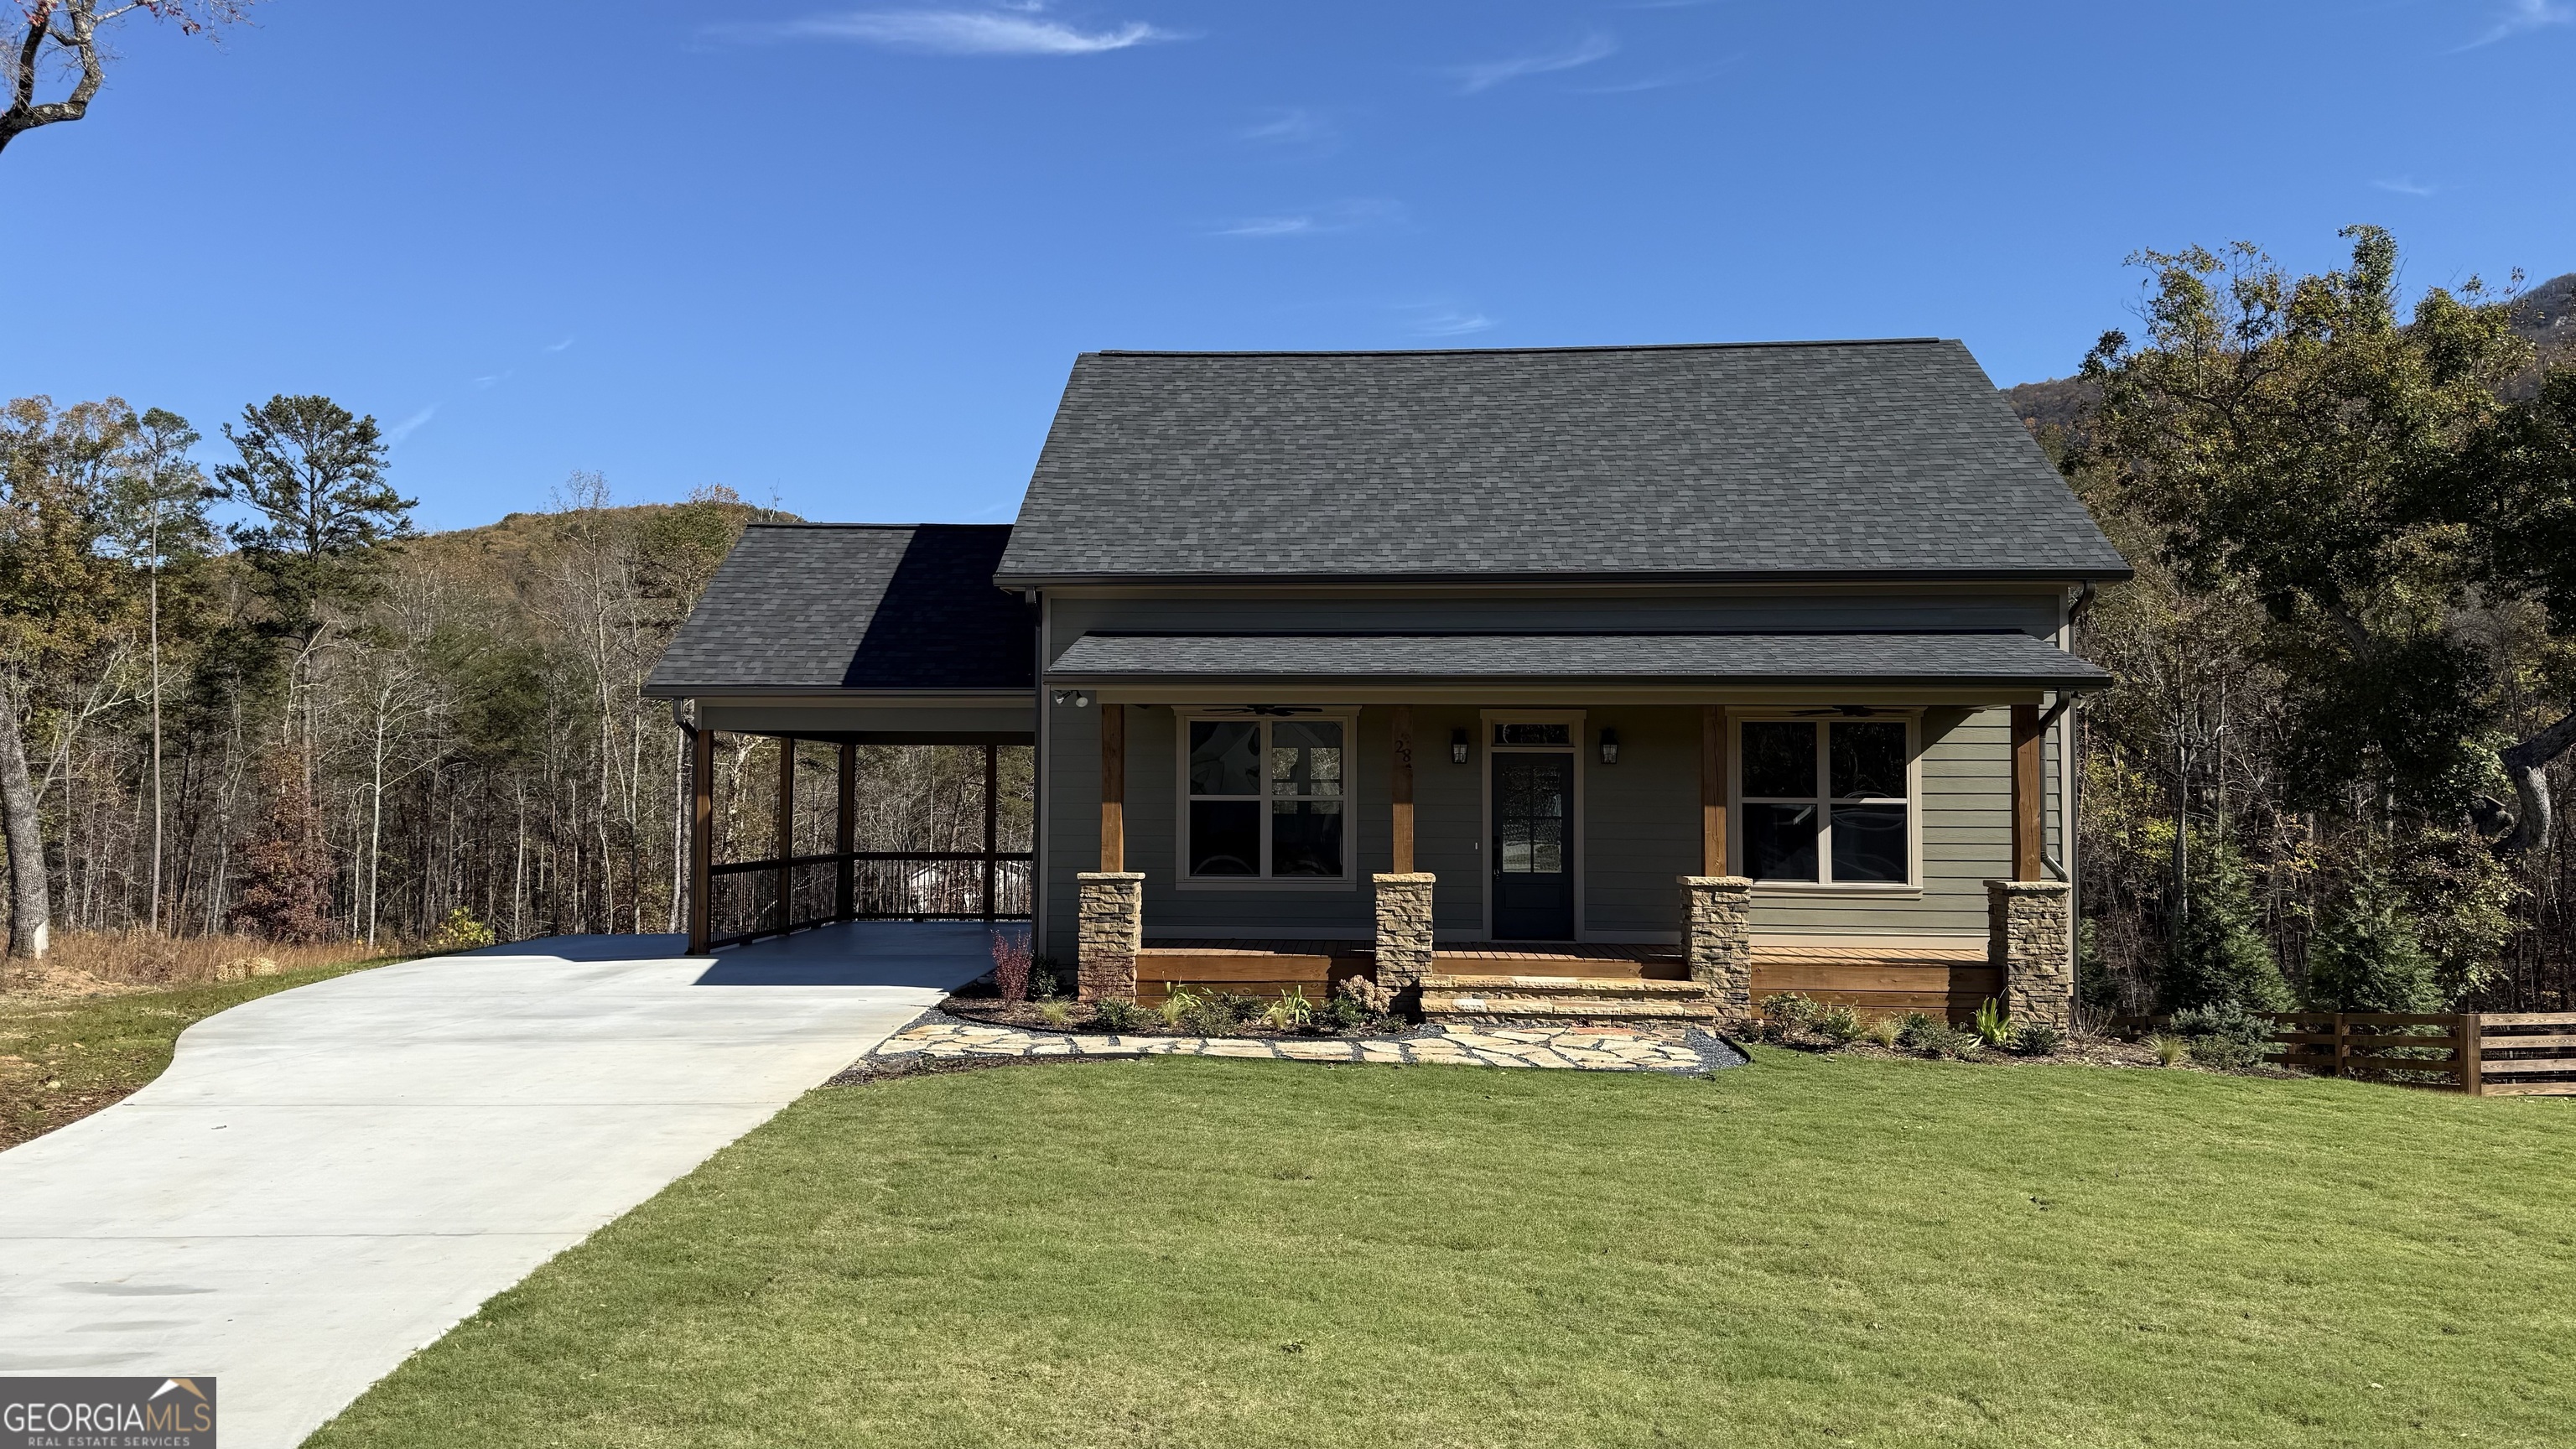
[1028,590,1048,962]
[2055,582,2098,993]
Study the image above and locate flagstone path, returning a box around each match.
[874,1014,1745,1073]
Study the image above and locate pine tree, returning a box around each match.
[2160,832,2293,1012]
[2305,857,2443,1013]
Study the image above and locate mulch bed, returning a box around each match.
[937,991,1415,1041]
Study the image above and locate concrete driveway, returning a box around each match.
[0,922,998,1448]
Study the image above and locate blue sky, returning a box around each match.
[4,1,2571,531]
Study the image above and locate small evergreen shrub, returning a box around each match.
[1760,992,1821,1030]
[1028,956,1066,1001]
[1893,1010,1941,1048]
[1090,998,1145,1032]
[2007,1021,2066,1056]
[2160,834,2294,1014]
[2304,860,2443,1014]
[2172,1000,2274,1069]
[1814,1004,1863,1044]
[1313,994,1372,1033]
[1913,1024,1984,1059]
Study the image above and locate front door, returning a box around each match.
[1492,751,1575,940]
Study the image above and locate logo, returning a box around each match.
[2,1377,216,1447]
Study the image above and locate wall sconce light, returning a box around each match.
[1051,689,1092,709]
[1599,727,1620,766]
[1450,727,1470,766]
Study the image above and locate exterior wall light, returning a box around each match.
[1450,727,1470,765]
[1052,689,1092,708]
[1599,727,1620,766]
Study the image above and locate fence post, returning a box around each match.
[2457,1012,2483,1097]
[2332,1012,2348,1079]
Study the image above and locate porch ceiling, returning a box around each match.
[1046,631,2109,693]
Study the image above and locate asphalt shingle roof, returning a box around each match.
[644,524,1030,695]
[995,340,2130,584]
[1046,632,2111,688]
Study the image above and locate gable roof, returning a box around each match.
[995,339,2130,586]
[642,523,1029,696]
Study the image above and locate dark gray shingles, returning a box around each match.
[645,524,1031,694]
[1046,632,2111,686]
[995,340,2130,582]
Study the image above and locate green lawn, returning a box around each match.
[0,958,400,1148]
[310,1051,2574,1449]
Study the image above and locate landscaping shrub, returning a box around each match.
[1264,987,1315,1031]
[1035,1000,1074,1027]
[1893,1010,1940,1048]
[990,931,1032,1002]
[2172,1001,2275,1070]
[1813,1003,1862,1043]
[2159,835,2294,1014]
[2148,1032,2192,1067]
[2008,1021,2067,1056]
[1028,956,1065,1001]
[1090,998,1145,1032]
[428,908,496,953]
[1157,986,1199,1030]
[1861,1015,1903,1048]
[1311,994,1373,1034]
[1971,997,2013,1048]
[1179,991,1264,1036]
[1912,1024,1984,1059]
[1758,992,1820,1032]
[2304,859,2443,1014]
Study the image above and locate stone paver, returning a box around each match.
[872,1013,1743,1074]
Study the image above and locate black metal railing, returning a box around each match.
[707,849,1032,948]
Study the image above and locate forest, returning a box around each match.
[3,228,2573,1013]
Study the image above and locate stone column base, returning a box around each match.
[1681,875,1754,1016]
[1077,871,1145,1002]
[1372,873,1436,996]
[1987,879,2073,1030]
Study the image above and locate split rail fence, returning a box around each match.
[2124,1011,2576,1097]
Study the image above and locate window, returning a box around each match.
[1185,717,1347,880]
[1738,718,1912,886]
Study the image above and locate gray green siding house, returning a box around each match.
[646,339,2128,1026]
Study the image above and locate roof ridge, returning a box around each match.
[743,521,1015,531]
[1089,338,1950,360]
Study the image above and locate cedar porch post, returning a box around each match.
[1390,705,1415,875]
[687,721,712,954]
[2011,702,2044,881]
[773,736,796,935]
[982,741,1000,922]
[835,740,856,922]
[1098,703,1125,871]
[1700,704,1727,876]
[1682,705,1753,1015]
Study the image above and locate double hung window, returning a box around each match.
[1185,717,1347,880]
[1739,718,1912,886]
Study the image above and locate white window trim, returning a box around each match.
[1730,709,1923,896]
[1171,707,1362,893]
[1478,709,1588,941]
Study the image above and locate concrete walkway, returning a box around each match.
[0,922,996,1448]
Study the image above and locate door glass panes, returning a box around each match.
[1831,804,1906,881]
[1188,721,1259,796]
[1493,722,1572,746]
[1270,721,1343,797]
[1188,801,1260,875]
[1741,721,1816,797]
[1496,756,1568,875]
[1271,799,1343,875]
[1745,802,1819,880]
[1831,721,1907,798]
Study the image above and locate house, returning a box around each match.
[644,339,2128,1026]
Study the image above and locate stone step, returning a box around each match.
[1417,974,1722,1022]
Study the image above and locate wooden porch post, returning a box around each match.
[835,740,856,922]
[1390,706,1415,875]
[774,736,796,934]
[687,722,712,954]
[1700,705,1728,876]
[983,741,1000,922]
[1099,704,1125,872]
[2011,703,2044,880]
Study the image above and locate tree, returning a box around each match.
[0,395,130,959]
[2304,854,2443,1014]
[101,407,214,932]
[2158,832,2293,1014]
[3,1,256,155]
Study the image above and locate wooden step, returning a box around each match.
[1418,974,1721,1022]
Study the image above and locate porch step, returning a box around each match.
[1417,973,1721,1023]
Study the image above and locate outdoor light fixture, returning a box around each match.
[1599,727,1620,765]
[1451,727,1470,765]
[1052,690,1092,709]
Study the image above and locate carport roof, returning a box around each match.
[644,524,1033,697]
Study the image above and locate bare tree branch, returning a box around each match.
[1,0,253,156]
[2501,706,2576,854]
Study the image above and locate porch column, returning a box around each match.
[686,721,712,955]
[1990,702,2072,1026]
[835,740,856,922]
[773,736,796,934]
[1682,706,1753,1015]
[1080,704,1140,1001]
[1371,705,1435,1000]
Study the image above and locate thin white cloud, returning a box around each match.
[1572,64,1731,95]
[543,336,575,352]
[1448,31,1617,94]
[1239,107,1332,145]
[728,9,1179,55]
[2371,176,2438,196]
[2457,0,2571,49]
[473,370,514,389]
[387,405,439,444]
[1405,307,1497,338]
[1211,199,1405,239]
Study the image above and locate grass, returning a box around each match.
[309,1050,2576,1449]
[0,953,402,1148]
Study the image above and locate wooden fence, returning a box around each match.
[2123,1011,2576,1097]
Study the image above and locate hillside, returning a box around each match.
[2003,269,2576,444]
